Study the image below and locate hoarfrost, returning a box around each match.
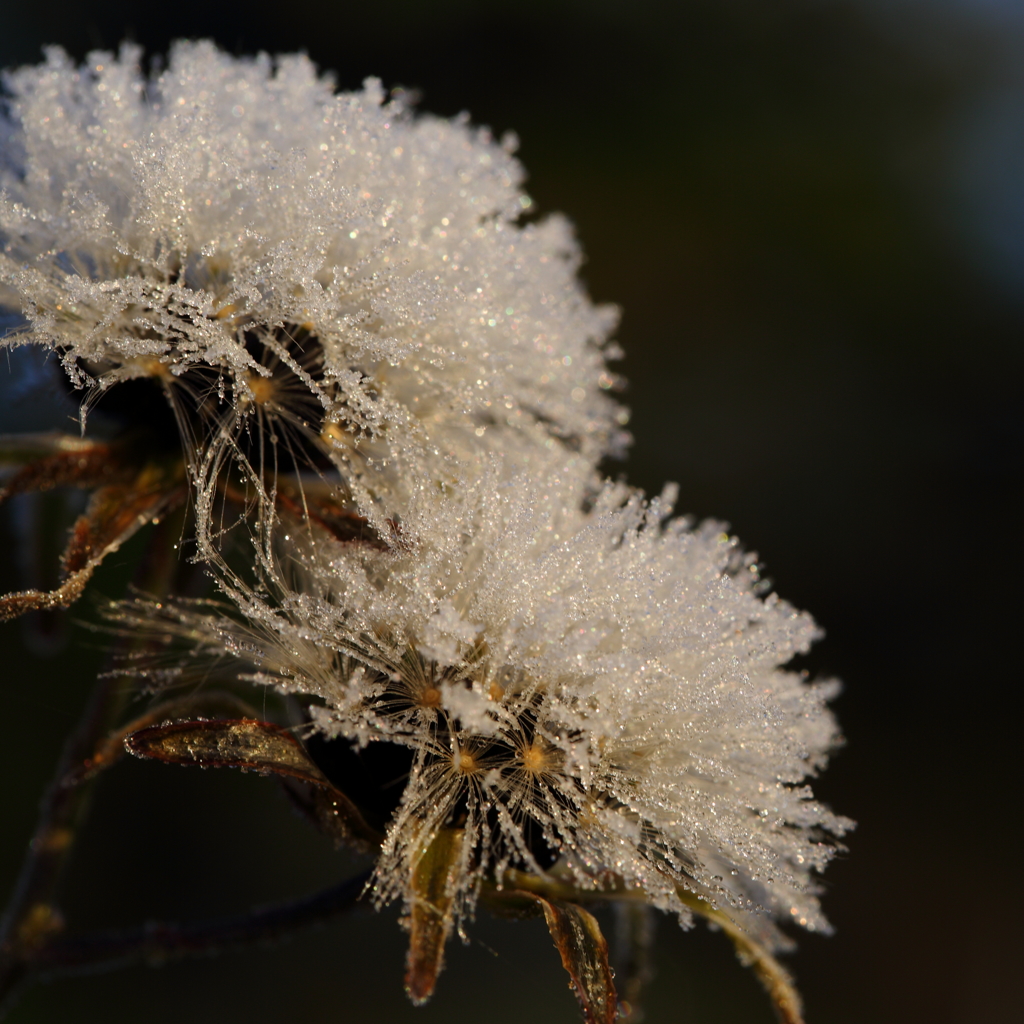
[114,458,851,947]
[0,42,624,541]
[2,40,851,962]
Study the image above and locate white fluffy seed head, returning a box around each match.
[2,40,850,954]
[0,42,626,539]
[116,460,850,947]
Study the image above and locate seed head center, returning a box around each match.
[247,373,276,405]
[519,743,549,776]
[419,686,442,709]
[131,356,172,381]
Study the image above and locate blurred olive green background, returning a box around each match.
[2,2,1022,1022]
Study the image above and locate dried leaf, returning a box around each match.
[0,458,186,622]
[0,434,132,505]
[214,476,390,551]
[60,460,184,575]
[0,568,91,622]
[63,693,263,787]
[677,889,805,1024]
[125,717,328,781]
[124,718,381,849]
[0,432,103,468]
[405,827,465,1006]
[274,481,388,549]
[511,891,619,1024]
[0,433,72,462]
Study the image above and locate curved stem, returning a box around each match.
[675,889,805,1024]
[491,872,806,1024]
[0,514,188,1009]
[23,869,370,980]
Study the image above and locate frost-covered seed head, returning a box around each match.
[0,42,625,541]
[0,39,851,989]
[117,460,851,949]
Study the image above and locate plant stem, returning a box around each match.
[20,869,370,982]
[0,515,186,1007]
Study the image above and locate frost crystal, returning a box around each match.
[1,40,850,995]
[124,459,851,949]
[0,43,623,539]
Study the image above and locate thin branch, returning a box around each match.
[0,514,189,1006]
[24,869,370,980]
[492,872,806,1024]
[675,889,805,1024]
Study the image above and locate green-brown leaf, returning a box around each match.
[676,888,805,1024]
[511,891,619,1024]
[405,827,465,1006]
[124,717,382,850]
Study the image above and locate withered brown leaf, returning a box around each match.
[124,717,382,850]
[0,433,133,504]
[511,891,619,1024]
[404,827,464,1006]
[0,456,186,621]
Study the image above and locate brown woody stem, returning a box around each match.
[17,869,370,982]
[0,514,188,1011]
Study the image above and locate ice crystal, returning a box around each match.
[1,41,850,1005]
[119,457,850,949]
[0,43,623,541]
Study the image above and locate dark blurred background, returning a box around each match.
[1,2,1021,1022]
